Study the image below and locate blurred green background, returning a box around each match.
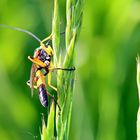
[0,0,140,140]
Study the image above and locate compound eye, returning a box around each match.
[41,50,47,57]
[44,53,47,57]
[40,49,44,54]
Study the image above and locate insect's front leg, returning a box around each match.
[28,56,46,68]
[41,45,54,56]
[40,34,54,55]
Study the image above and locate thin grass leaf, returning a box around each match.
[66,102,72,139]
[46,103,55,140]
[52,0,60,66]
[137,55,140,140]
[56,0,83,139]
[62,72,75,139]
[64,30,76,68]
[66,0,72,48]
[41,0,83,139]
[41,119,47,140]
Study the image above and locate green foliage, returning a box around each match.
[52,0,60,66]
[46,103,55,140]
[41,0,83,139]
[137,56,140,140]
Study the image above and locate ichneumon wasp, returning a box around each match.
[0,24,75,110]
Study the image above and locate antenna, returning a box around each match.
[0,24,42,43]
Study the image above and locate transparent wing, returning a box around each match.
[29,64,37,97]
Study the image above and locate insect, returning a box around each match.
[0,24,75,110]
[27,66,61,110]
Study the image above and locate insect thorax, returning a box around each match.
[34,47,51,67]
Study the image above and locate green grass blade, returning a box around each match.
[41,119,47,140]
[46,103,55,140]
[41,0,83,139]
[137,55,140,140]
[66,0,72,48]
[52,0,60,66]
[64,30,76,68]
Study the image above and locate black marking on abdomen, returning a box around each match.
[38,84,48,108]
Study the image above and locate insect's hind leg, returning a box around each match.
[47,92,61,112]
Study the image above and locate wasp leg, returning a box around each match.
[49,67,76,71]
[48,72,57,92]
[26,80,38,89]
[28,56,46,68]
[41,44,54,56]
[47,45,54,55]
[47,92,61,111]
[40,34,54,55]
[48,61,75,71]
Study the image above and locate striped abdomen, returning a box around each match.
[38,84,48,108]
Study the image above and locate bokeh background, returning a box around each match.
[0,0,140,140]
